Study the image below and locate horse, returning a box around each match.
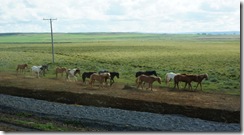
[136,75,162,91]
[135,70,157,77]
[165,72,180,87]
[89,72,111,88]
[66,68,81,81]
[16,64,28,75]
[41,64,50,76]
[82,72,96,84]
[31,66,44,78]
[185,73,209,91]
[173,74,193,90]
[98,70,119,86]
[55,67,67,78]
[109,72,120,86]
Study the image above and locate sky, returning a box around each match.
[0,0,241,33]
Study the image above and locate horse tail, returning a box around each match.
[135,76,140,85]
[165,73,168,85]
[66,71,69,80]
[16,66,19,71]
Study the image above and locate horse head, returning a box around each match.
[152,71,157,76]
[24,64,28,69]
[75,68,81,76]
[156,77,162,84]
[204,73,209,80]
[115,72,120,78]
[42,65,49,71]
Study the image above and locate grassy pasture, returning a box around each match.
[0,33,240,95]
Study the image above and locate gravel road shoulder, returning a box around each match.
[0,94,240,131]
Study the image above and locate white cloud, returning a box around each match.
[0,0,240,33]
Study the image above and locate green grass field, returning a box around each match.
[0,33,240,95]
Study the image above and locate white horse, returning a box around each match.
[66,68,81,81]
[31,66,44,78]
[165,72,179,87]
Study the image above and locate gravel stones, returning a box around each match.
[0,94,240,131]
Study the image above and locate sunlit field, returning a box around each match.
[0,33,240,95]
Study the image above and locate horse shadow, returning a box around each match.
[122,84,154,93]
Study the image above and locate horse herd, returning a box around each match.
[16,64,209,91]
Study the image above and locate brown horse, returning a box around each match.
[16,64,28,75]
[55,67,67,78]
[89,73,111,88]
[173,74,193,90]
[185,74,208,91]
[136,75,162,91]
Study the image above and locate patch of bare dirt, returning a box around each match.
[0,72,240,123]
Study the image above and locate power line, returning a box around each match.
[43,18,57,63]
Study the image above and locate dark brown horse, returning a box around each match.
[16,64,28,75]
[136,75,161,91]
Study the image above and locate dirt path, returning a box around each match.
[0,72,240,123]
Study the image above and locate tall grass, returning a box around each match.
[0,33,240,95]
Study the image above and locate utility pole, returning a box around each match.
[43,18,57,63]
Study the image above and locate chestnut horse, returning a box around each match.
[173,74,193,90]
[89,73,111,88]
[174,73,208,91]
[66,68,81,81]
[185,74,209,91]
[136,75,162,91]
[16,64,28,75]
[55,67,67,78]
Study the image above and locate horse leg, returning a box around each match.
[168,79,171,87]
[199,83,202,91]
[165,76,169,86]
[147,83,150,90]
[137,81,141,89]
[89,80,93,88]
[195,82,199,91]
[110,79,114,86]
[177,82,180,90]
[173,81,176,89]
[141,82,144,89]
[138,81,144,89]
[184,82,187,89]
[188,82,192,91]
